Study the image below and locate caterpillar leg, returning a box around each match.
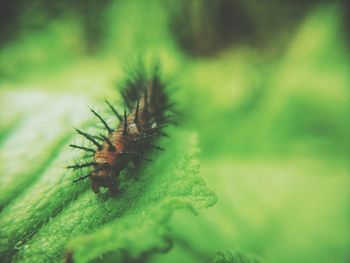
[107,174,119,195]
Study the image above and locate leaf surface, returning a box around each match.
[0,92,216,262]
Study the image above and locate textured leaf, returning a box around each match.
[0,91,217,262]
[214,250,262,263]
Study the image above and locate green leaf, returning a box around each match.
[214,250,262,263]
[0,91,216,262]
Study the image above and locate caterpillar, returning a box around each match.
[67,62,173,194]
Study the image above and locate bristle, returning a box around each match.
[144,89,148,114]
[120,151,151,161]
[134,100,140,123]
[159,131,169,137]
[67,162,96,170]
[91,134,104,141]
[73,173,92,183]
[121,91,131,109]
[150,145,165,151]
[123,109,128,136]
[90,108,113,134]
[105,100,123,122]
[75,128,102,150]
[69,144,96,153]
[100,134,116,152]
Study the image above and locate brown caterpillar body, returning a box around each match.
[68,63,172,194]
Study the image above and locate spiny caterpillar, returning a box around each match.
[67,63,173,194]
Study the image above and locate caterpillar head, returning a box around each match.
[90,163,121,194]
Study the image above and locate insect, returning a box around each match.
[67,62,173,194]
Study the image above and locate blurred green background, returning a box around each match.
[0,0,349,262]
